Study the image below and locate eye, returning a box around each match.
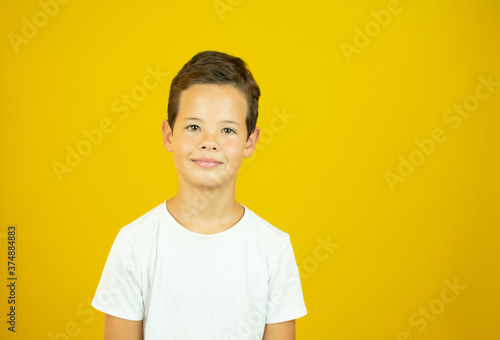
[222,128,235,134]
[186,125,200,131]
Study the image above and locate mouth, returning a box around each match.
[191,158,223,169]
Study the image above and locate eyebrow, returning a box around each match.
[183,117,240,126]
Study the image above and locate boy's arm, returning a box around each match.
[104,314,143,340]
[262,319,295,340]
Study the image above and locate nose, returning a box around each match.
[200,131,218,151]
[201,143,217,150]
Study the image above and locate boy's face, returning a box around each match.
[162,84,260,189]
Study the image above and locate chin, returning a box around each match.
[194,170,237,188]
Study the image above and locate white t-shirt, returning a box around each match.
[91,200,307,339]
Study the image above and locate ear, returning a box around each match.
[243,127,260,158]
[162,119,174,152]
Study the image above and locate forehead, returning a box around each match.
[177,84,247,122]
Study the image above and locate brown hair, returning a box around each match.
[167,51,260,139]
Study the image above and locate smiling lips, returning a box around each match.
[191,158,223,169]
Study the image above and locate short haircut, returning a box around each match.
[167,51,260,139]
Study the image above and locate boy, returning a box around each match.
[91,51,307,339]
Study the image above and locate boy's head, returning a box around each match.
[167,51,260,140]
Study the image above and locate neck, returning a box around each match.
[166,176,243,234]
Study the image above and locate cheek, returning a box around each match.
[224,140,246,161]
[172,136,194,163]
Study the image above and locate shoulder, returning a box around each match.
[115,201,166,245]
[244,206,291,250]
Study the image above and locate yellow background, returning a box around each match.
[1,0,499,339]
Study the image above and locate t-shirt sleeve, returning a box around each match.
[91,228,144,321]
[266,234,307,324]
